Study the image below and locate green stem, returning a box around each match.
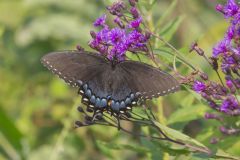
[49,99,79,160]
[152,33,197,71]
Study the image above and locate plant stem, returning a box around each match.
[49,100,79,160]
[151,33,197,71]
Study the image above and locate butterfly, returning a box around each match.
[41,50,180,117]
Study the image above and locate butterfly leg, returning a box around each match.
[92,111,103,122]
[116,116,121,130]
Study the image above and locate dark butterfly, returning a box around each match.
[41,50,179,116]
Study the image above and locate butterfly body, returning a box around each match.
[41,50,179,116]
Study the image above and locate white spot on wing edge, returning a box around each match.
[41,58,82,88]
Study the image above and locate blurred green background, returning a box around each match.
[1,0,239,160]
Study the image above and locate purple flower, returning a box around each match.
[193,80,206,92]
[94,14,107,27]
[226,25,235,40]
[216,0,239,18]
[129,17,142,28]
[212,39,230,57]
[88,0,150,61]
[216,4,224,13]
[109,28,125,44]
[232,12,240,24]
[220,96,239,112]
[226,79,234,88]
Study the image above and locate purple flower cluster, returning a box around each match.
[192,79,240,114]
[213,0,240,84]
[189,0,240,117]
[88,0,150,61]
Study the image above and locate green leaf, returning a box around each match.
[141,138,163,160]
[226,141,240,157]
[214,149,240,160]
[155,0,178,29]
[96,140,114,158]
[97,140,149,154]
[159,15,185,42]
[0,105,23,152]
[154,48,174,62]
[152,120,211,154]
[154,48,193,69]
[167,94,208,125]
[167,104,208,125]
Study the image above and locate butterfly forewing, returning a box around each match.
[41,50,109,87]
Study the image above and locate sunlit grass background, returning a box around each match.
[1,0,239,160]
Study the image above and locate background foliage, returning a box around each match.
[0,0,239,160]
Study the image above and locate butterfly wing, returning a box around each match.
[41,50,109,87]
[118,60,180,99]
[41,51,179,113]
[86,64,133,100]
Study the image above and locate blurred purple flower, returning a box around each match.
[226,25,235,40]
[226,79,234,88]
[216,0,239,18]
[193,80,206,92]
[212,39,230,57]
[220,96,239,112]
[94,14,107,27]
[129,17,142,28]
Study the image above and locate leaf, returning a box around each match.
[167,94,208,125]
[214,149,240,160]
[155,0,178,29]
[159,15,185,42]
[140,138,164,160]
[0,133,21,160]
[154,48,174,62]
[154,48,193,69]
[167,104,208,125]
[96,140,114,158]
[226,141,240,157]
[0,105,23,152]
[97,140,149,154]
[152,120,211,155]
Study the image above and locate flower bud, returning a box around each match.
[200,73,208,81]
[130,7,139,19]
[90,31,96,38]
[189,42,204,56]
[129,0,136,6]
[209,57,218,70]
[210,137,219,144]
[145,31,151,40]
